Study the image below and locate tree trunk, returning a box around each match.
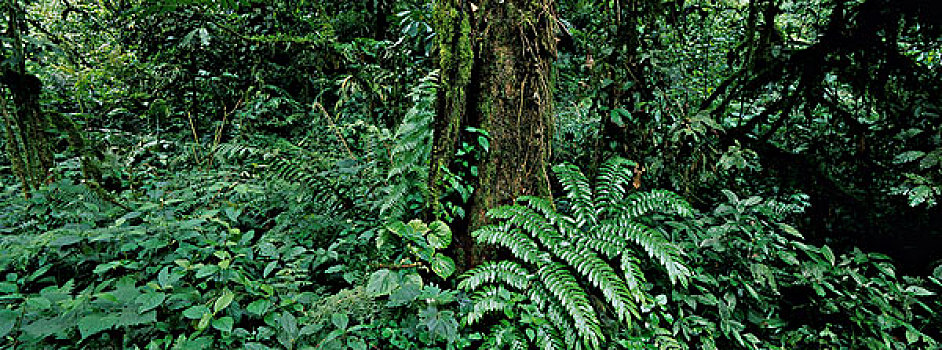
[429,0,556,270]
[2,0,55,197]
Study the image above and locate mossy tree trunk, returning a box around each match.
[429,0,556,270]
[1,0,105,200]
[1,0,55,197]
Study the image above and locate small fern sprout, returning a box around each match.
[459,157,694,349]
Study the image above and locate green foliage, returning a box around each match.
[0,182,342,349]
[663,191,941,349]
[376,71,437,220]
[459,157,693,349]
[365,219,474,349]
[3,0,942,349]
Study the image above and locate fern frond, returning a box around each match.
[511,199,637,321]
[601,221,690,285]
[462,158,694,350]
[553,163,597,226]
[537,323,567,350]
[377,182,409,217]
[489,204,565,247]
[620,251,647,293]
[519,195,583,240]
[556,243,638,324]
[540,296,582,350]
[616,189,694,221]
[459,260,531,291]
[594,157,636,214]
[488,321,529,350]
[473,226,547,264]
[466,286,516,325]
[538,262,603,349]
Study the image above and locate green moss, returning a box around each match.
[429,0,477,220]
[434,1,473,89]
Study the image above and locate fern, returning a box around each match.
[459,157,693,349]
[375,70,437,220]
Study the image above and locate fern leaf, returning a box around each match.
[538,262,604,349]
[555,244,638,324]
[473,226,547,264]
[459,260,531,291]
[492,204,565,248]
[553,163,597,226]
[616,189,694,221]
[467,286,516,325]
[537,323,567,350]
[619,252,647,293]
[594,157,636,215]
[602,221,690,285]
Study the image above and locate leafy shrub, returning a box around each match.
[0,166,380,349]
[364,219,474,349]
[665,191,941,349]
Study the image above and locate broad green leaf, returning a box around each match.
[347,336,367,350]
[214,290,234,313]
[137,292,166,313]
[197,313,212,330]
[894,150,925,164]
[331,313,348,330]
[213,316,234,333]
[22,318,67,338]
[246,299,272,316]
[300,324,323,335]
[777,223,804,239]
[905,285,935,296]
[280,311,299,337]
[244,342,273,350]
[264,261,277,278]
[157,267,175,289]
[430,255,456,279]
[79,314,116,339]
[184,305,210,319]
[427,221,452,249]
[176,335,214,350]
[366,269,399,296]
[117,308,156,327]
[93,261,123,274]
[388,273,423,307]
[195,264,219,278]
[0,309,15,337]
[821,245,835,266]
[26,297,52,310]
[421,307,458,342]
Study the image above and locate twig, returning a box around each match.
[207,94,245,168]
[313,102,357,160]
[186,111,203,166]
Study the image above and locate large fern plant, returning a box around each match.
[458,158,693,350]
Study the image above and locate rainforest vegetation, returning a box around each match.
[1,0,941,349]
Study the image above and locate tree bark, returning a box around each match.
[2,0,55,196]
[429,0,556,270]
